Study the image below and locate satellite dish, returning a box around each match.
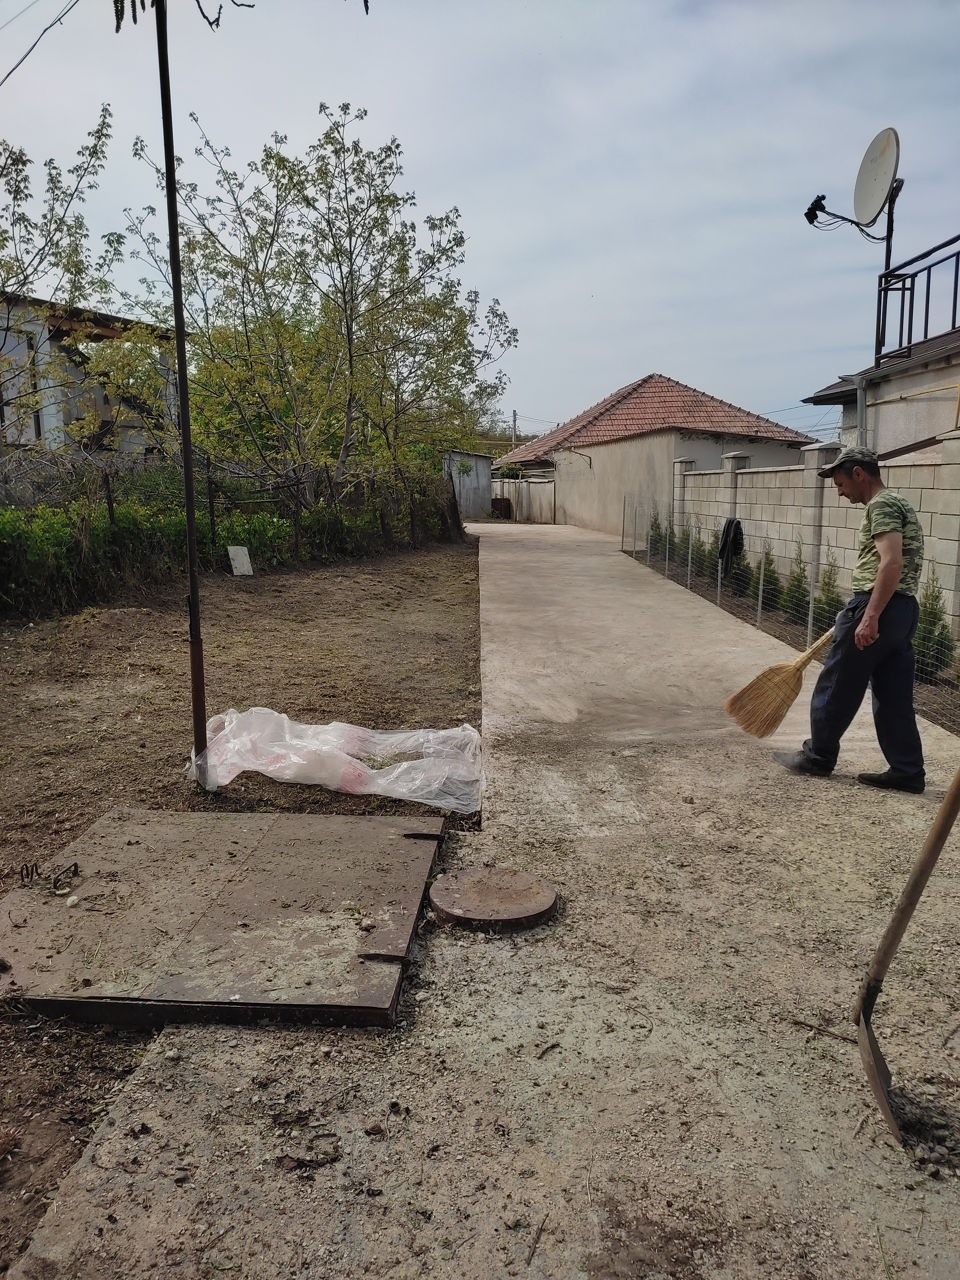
[853,128,900,227]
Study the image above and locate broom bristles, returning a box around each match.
[724,663,804,738]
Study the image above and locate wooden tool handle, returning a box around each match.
[791,627,834,673]
[854,763,960,1023]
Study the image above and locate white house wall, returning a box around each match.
[837,365,960,454]
[553,433,676,535]
[0,313,65,450]
[551,432,807,537]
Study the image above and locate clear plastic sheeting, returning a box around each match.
[187,708,482,814]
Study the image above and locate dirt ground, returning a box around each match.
[0,540,481,1272]
[3,525,960,1279]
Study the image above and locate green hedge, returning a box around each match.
[0,482,457,620]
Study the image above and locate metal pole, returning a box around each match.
[621,494,627,552]
[665,522,670,578]
[206,454,216,547]
[716,554,722,607]
[686,529,692,590]
[646,511,651,566]
[806,547,818,648]
[155,0,207,769]
[632,504,638,558]
[756,546,765,630]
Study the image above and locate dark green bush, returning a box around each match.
[781,537,810,626]
[703,527,721,582]
[0,470,457,620]
[813,543,845,633]
[727,551,752,596]
[915,569,956,683]
[690,525,709,576]
[749,542,783,612]
[648,508,664,558]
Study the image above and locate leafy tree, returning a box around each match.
[0,105,119,308]
[1,107,124,447]
[123,106,516,499]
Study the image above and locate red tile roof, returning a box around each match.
[497,374,814,466]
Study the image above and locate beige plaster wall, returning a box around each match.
[838,366,960,454]
[552,433,677,536]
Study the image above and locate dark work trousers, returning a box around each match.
[802,591,924,778]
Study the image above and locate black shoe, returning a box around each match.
[857,769,925,794]
[773,750,832,777]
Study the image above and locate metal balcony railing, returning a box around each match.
[876,233,960,363]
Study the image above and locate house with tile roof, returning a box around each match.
[493,374,813,535]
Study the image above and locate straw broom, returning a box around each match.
[724,628,835,738]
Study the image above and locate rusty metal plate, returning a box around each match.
[0,808,442,1027]
[429,865,558,931]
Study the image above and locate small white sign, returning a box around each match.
[227,545,253,576]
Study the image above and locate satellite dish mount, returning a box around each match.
[804,128,903,273]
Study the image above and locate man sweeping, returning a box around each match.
[774,447,926,793]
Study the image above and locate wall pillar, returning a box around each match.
[673,457,695,529]
[721,451,750,518]
[800,442,841,639]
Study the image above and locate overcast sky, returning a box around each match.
[3,0,958,439]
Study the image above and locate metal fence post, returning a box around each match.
[621,495,627,552]
[665,522,670,577]
[646,512,652,566]
[806,545,818,647]
[632,504,638,558]
[716,554,722,607]
[686,529,692,591]
[756,545,765,630]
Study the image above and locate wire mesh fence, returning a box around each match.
[622,497,960,738]
[0,448,463,620]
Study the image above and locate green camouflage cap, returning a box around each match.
[817,447,880,478]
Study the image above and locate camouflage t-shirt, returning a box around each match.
[852,489,923,596]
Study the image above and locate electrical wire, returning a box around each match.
[0,0,81,91]
[0,0,46,36]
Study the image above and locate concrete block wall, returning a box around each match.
[674,433,960,633]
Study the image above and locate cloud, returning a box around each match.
[2,0,956,435]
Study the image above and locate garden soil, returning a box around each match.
[3,524,960,1279]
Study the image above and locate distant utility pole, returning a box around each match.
[512,409,517,448]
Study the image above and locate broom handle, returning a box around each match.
[791,627,834,673]
[854,762,960,1023]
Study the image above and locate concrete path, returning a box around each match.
[476,521,958,824]
[13,523,960,1280]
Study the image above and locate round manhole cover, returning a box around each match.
[429,866,558,931]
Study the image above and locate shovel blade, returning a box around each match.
[858,1014,901,1142]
